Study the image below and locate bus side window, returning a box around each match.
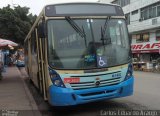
[31,30,37,55]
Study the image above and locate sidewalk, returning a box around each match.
[0,66,41,116]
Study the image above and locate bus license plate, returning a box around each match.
[64,78,80,83]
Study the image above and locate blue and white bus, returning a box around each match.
[24,2,134,106]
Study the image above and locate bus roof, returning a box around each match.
[44,2,124,17]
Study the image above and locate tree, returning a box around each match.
[0,5,37,45]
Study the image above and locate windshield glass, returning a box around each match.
[47,18,130,69]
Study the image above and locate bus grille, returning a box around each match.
[70,77,121,90]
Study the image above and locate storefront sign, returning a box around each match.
[131,42,160,53]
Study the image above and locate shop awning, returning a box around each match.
[0,38,18,49]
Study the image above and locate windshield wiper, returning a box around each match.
[65,16,87,47]
[101,16,111,45]
[65,17,86,38]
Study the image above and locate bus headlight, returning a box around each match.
[54,80,61,86]
[124,64,133,81]
[49,70,65,88]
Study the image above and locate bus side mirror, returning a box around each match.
[37,22,45,38]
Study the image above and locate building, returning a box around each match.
[100,0,160,69]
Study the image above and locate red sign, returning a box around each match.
[64,78,80,83]
[131,42,160,53]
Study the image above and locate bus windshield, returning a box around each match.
[47,18,131,69]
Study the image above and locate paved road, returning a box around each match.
[23,70,160,116]
[121,71,160,110]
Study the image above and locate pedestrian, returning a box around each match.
[138,63,141,70]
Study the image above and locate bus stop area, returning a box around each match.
[0,66,41,116]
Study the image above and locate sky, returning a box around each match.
[0,0,98,15]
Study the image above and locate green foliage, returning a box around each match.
[0,5,37,45]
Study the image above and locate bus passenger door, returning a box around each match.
[30,30,39,88]
[28,38,32,79]
[37,23,47,100]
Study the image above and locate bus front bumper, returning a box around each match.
[48,77,134,106]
